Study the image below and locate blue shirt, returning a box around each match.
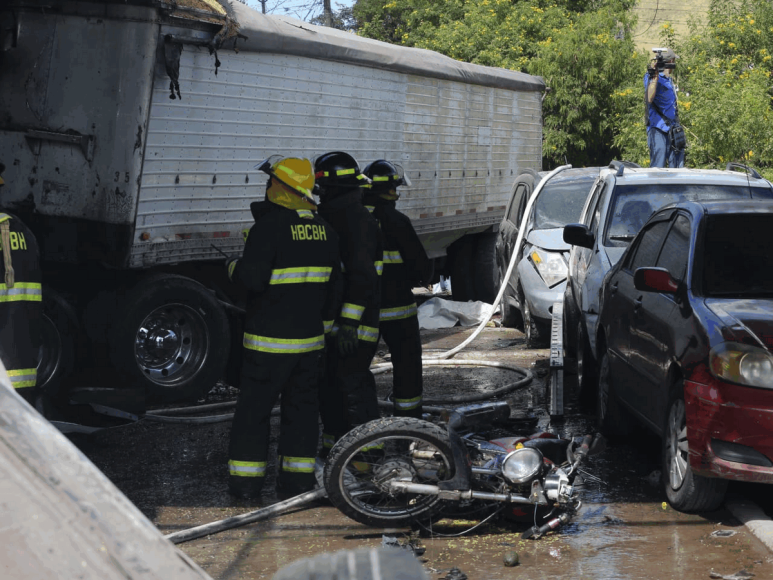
[644,72,677,133]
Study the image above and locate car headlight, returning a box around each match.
[529,248,568,288]
[501,447,544,484]
[710,342,773,389]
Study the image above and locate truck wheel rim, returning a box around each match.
[666,399,689,491]
[134,303,209,387]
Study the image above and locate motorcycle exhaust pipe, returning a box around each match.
[388,481,534,505]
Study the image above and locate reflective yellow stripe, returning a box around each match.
[394,395,422,410]
[380,303,418,321]
[0,282,42,302]
[383,250,403,264]
[360,442,385,452]
[296,209,314,219]
[274,165,313,196]
[357,325,379,343]
[0,214,10,224]
[372,175,393,182]
[243,333,325,353]
[227,259,238,280]
[323,319,334,334]
[7,368,37,389]
[330,323,379,343]
[341,302,365,321]
[281,456,315,473]
[322,433,336,449]
[336,168,355,176]
[374,261,383,276]
[269,266,332,285]
[365,205,375,213]
[229,460,267,477]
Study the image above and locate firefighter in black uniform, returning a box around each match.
[0,163,43,406]
[314,152,383,455]
[363,160,430,418]
[225,156,341,499]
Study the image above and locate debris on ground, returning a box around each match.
[442,567,468,580]
[644,470,662,486]
[503,550,520,567]
[381,534,426,556]
[709,570,754,579]
[710,530,738,538]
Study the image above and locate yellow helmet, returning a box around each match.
[254,155,316,210]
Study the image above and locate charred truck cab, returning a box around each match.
[0,0,544,403]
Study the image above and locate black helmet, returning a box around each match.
[363,159,412,201]
[313,152,371,195]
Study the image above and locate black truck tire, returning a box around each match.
[109,273,230,403]
[37,287,79,398]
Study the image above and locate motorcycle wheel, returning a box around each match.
[325,417,455,529]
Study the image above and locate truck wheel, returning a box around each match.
[110,274,230,403]
[472,232,498,304]
[38,288,79,398]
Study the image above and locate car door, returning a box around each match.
[497,174,534,297]
[614,215,673,420]
[635,212,692,430]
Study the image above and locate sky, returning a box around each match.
[241,0,355,23]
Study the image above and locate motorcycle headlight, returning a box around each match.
[529,248,568,288]
[710,342,773,389]
[502,447,543,485]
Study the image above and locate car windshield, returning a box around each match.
[703,214,773,296]
[604,184,773,247]
[532,177,595,230]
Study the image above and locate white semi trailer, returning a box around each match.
[0,0,545,402]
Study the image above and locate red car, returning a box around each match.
[596,200,773,512]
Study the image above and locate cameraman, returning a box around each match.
[644,48,685,168]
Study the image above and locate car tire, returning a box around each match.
[521,288,548,348]
[576,320,597,399]
[500,284,524,329]
[109,273,230,403]
[596,350,632,438]
[662,388,727,513]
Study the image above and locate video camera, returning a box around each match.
[651,47,676,71]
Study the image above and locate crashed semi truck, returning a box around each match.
[0,0,545,403]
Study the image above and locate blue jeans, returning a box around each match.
[648,128,685,168]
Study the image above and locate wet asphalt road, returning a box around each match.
[74,324,773,580]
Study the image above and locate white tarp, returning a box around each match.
[417,297,494,330]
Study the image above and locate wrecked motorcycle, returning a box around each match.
[324,402,603,539]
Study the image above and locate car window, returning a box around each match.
[580,182,602,226]
[604,183,773,247]
[531,177,595,230]
[508,184,527,225]
[588,184,606,233]
[703,213,773,296]
[656,214,690,281]
[629,220,670,271]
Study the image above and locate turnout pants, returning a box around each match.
[319,337,380,455]
[380,315,423,418]
[228,349,321,496]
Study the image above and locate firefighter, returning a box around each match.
[363,160,430,418]
[0,163,43,406]
[313,152,383,456]
[225,156,341,500]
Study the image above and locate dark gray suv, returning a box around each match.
[562,162,773,396]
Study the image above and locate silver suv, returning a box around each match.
[562,162,773,395]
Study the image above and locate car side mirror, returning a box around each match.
[634,267,679,294]
[563,223,594,249]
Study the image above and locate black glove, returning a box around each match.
[647,66,657,78]
[337,324,358,357]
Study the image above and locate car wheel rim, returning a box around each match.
[134,303,209,387]
[523,299,532,344]
[666,399,689,491]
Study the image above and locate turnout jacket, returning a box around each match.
[318,191,383,341]
[365,198,431,321]
[0,211,42,389]
[229,201,341,354]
